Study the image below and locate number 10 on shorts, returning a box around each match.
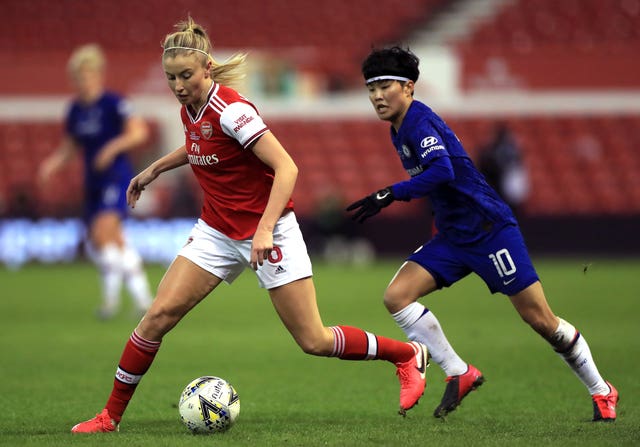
[488,248,516,278]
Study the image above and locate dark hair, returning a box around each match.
[361,46,420,83]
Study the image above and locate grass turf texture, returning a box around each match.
[1,258,638,446]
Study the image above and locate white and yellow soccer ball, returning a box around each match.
[178,376,240,434]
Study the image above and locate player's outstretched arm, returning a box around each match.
[346,187,395,223]
[127,146,189,208]
[37,136,78,184]
[346,156,455,222]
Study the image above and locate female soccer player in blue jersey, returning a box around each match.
[38,44,153,320]
[347,46,618,422]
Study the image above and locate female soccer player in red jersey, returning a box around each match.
[38,44,153,320]
[70,19,427,433]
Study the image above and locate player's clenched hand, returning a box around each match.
[346,187,395,223]
[126,168,158,208]
[250,228,273,270]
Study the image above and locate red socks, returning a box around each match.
[103,327,414,422]
[330,325,415,364]
[105,331,160,422]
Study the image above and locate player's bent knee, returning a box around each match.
[295,334,332,357]
[299,343,325,356]
[383,287,413,314]
[139,305,186,339]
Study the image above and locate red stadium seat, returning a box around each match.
[1,0,447,95]
[457,0,640,90]
[2,113,639,218]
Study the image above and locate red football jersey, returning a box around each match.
[181,82,294,240]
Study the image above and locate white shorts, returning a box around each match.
[177,211,313,289]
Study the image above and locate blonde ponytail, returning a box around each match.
[162,16,247,86]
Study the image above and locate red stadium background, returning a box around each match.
[1,0,639,259]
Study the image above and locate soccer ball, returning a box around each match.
[178,376,240,434]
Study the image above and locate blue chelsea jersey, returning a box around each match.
[65,92,134,190]
[391,101,516,245]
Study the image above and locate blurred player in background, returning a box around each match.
[38,44,153,319]
[477,122,529,219]
[347,46,618,422]
[70,18,427,434]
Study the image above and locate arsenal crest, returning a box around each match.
[200,121,213,139]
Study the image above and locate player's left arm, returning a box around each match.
[249,131,298,269]
[127,145,188,208]
[94,114,150,172]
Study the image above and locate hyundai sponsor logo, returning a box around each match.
[420,136,439,148]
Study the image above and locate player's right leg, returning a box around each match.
[90,211,153,318]
[88,212,127,320]
[91,242,124,320]
[71,256,223,433]
[385,259,482,417]
[257,212,428,413]
[433,364,485,418]
[268,277,428,415]
[120,243,153,316]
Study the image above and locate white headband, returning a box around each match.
[163,46,210,58]
[365,75,411,84]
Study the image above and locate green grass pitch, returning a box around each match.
[1,258,638,446]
